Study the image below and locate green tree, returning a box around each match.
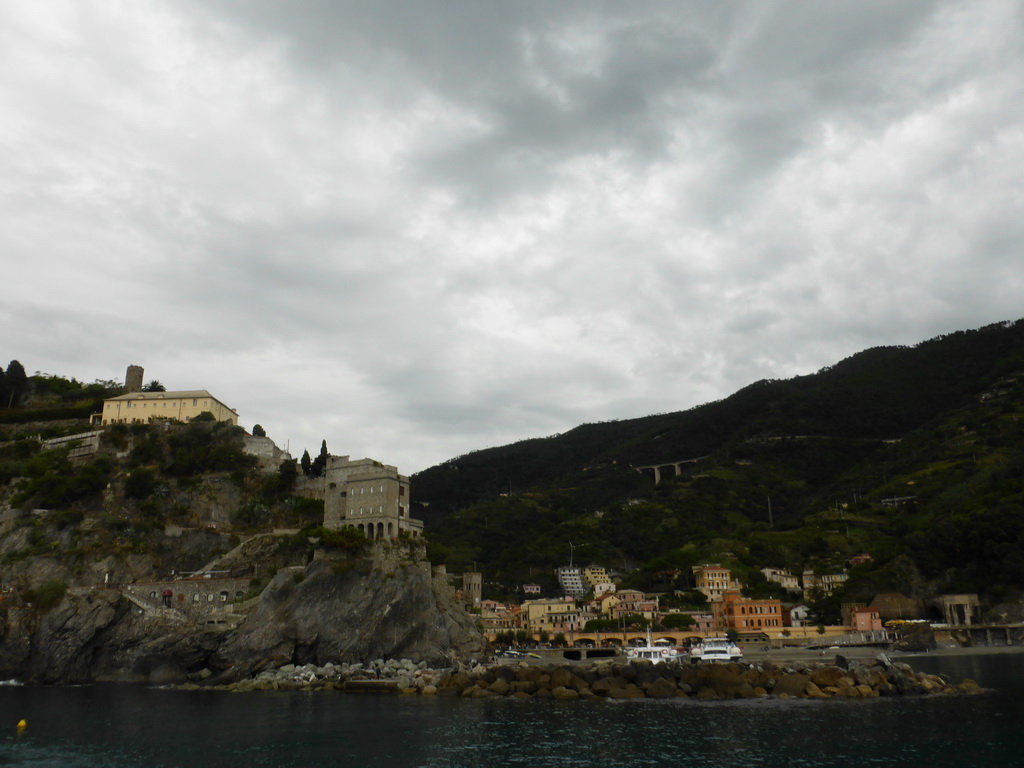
[252,424,267,437]
[4,360,27,407]
[309,440,329,477]
[24,579,67,610]
[621,612,649,629]
[142,380,166,392]
[124,467,158,499]
[661,613,696,630]
[277,459,298,492]
[300,449,312,477]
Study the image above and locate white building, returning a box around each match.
[556,566,589,597]
[761,567,800,592]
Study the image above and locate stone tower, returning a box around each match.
[462,572,482,610]
[124,365,144,393]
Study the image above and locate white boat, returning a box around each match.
[690,637,742,663]
[625,632,681,664]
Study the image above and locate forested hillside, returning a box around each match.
[413,319,1024,615]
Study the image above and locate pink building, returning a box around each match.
[851,607,883,631]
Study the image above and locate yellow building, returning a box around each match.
[99,390,239,426]
[520,597,582,634]
[802,570,848,598]
[692,564,743,603]
[582,566,610,590]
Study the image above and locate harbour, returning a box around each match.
[2,649,1022,767]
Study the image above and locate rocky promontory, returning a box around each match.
[0,540,484,685]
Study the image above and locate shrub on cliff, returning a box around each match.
[296,525,367,552]
[23,579,67,610]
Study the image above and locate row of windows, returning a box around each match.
[115,399,205,409]
[106,416,205,425]
[149,590,243,602]
[342,484,406,495]
[347,484,404,495]
[354,506,385,515]
[737,605,778,614]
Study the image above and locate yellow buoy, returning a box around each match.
[16,719,27,730]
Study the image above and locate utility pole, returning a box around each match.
[767,495,773,529]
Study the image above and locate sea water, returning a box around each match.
[1,652,1021,768]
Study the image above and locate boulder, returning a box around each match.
[809,666,847,688]
[606,683,646,700]
[772,673,811,698]
[487,678,511,696]
[644,677,678,699]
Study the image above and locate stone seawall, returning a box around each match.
[203,653,984,700]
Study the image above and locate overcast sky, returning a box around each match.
[4,1,1022,473]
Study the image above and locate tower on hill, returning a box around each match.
[125,365,144,393]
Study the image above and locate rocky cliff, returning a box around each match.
[0,540,484,685]
[214,543,483,679]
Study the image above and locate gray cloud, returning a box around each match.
[3,0,1023,472]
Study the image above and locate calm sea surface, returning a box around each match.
[1,652,1022,768]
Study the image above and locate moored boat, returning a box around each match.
[690,637,742,662]
[625,632,682,664]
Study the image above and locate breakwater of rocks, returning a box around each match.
[194,653,984,700]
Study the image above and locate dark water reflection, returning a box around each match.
[1,652,1022,767]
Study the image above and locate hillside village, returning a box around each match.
[477,561,982,650]
[0,362,995,655]
[2,328,1023,679]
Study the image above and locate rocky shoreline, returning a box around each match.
[193,653,984,700]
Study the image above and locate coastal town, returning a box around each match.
[2,363,996,665]
[464,560,982,651]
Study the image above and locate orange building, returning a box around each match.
[850,606,883,631]
[718,591,783,632]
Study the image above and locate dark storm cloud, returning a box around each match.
[4,0,1023,471]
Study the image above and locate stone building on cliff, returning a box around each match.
[322,456,424,540]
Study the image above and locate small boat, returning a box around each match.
[690,637,742,663]
[625,632,681,664]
